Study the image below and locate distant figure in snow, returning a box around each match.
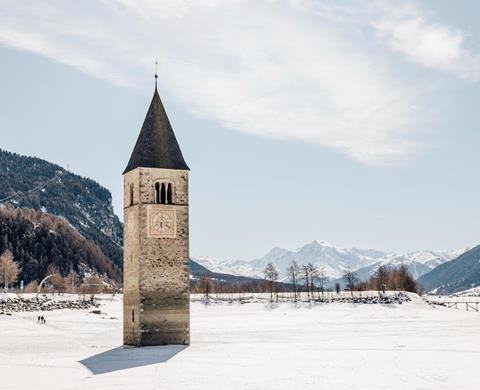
[37,315,41,323]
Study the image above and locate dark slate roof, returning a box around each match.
[123,88,189,174]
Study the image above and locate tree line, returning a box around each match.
[0,206,121,286]
[192,260,420,299]
[264,261,330,301]
[191,261,330,299]
[0,247,117,300]
[357,264,419,293]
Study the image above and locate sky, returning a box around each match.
[0,0,479,260]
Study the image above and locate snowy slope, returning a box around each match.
[194,241,465,281]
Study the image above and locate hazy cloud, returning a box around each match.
[372,3,480,81]
[0,0,477,163]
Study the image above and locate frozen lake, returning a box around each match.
[0,293,479,390]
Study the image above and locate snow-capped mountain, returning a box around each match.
[403,249,467,268]
[193,241,466,282]
[351,249,469,282]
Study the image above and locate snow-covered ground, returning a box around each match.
[0,294,479,390]
[425,295,480,303]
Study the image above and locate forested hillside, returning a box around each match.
[0,206,121,283]
[418,245,480,294]
[0,149,123,267]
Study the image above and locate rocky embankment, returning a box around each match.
[0,296,99,315]
[193,292,412,304]
[328,292,411,304]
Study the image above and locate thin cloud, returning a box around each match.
[0,0,475,163]
[372,4,480,81]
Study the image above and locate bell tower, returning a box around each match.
[123,78,190,346]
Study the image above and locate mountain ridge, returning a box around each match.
[194,240,465,282]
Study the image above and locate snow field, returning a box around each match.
[0,294,479,390]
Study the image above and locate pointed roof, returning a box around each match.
[123,87,189,174]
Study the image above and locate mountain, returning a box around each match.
[0,149,123,267]
[417,245,480,294]
[195,241,389,280]
[189,259,269,286]
[0,206,121,283]
[344,249,467,283]
[194,240,465,282]
[404,249,467,269]
[350,260,431,283]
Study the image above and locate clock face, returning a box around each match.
[149,209,176,237]
[152,212,172,233]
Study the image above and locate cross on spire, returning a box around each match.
[154,60,158,90]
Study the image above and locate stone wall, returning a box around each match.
[123,167,190,346]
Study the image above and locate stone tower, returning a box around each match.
[123,81,190,346]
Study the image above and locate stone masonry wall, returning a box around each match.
[123,169,141,345]
[123,167,190,346]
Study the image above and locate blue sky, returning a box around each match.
[0,0,479,260]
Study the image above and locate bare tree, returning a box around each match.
[315,266,329,300]
[301,264,310,299]
[0,249,21,292]
[394,264,418,293]
[64,270,80,294]
[374,265,387,294]
[301,263,317,300]
[287,260,299,301]
[307,263,317,299]
[196,275,214,299]
[363,264,418,293]
[24,280,39,293]
[109,281,119,296]
[343,266,358,297]
[46,265,65,294]
[264,263,279,302]
[81,276,103,302]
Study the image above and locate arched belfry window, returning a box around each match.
[155,181,174,205]
[155,182,160,204]
[161,183,166,204]
[167,183,173,204]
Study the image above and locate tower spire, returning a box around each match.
[123,70,189,174]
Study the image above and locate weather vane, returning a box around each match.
[154,60,158,89]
